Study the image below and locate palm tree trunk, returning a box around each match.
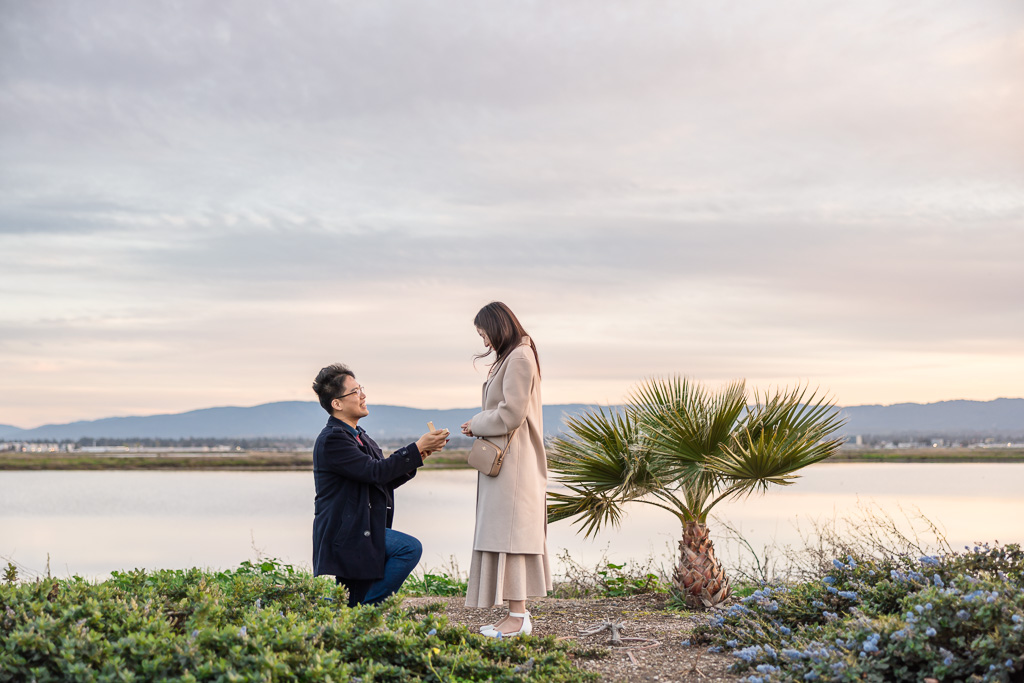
[672,520,732,609]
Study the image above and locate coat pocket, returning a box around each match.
[331,515,354,546]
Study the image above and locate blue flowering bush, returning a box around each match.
[694,543,1024,682]
[0,561,592,682]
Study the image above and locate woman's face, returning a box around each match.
[476,326,491,349]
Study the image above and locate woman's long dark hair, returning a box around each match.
[474,301,541,378]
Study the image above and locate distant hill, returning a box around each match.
[3,398,1022,441]
[839,398,1024,437]
[1,403,603,441]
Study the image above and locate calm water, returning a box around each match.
[2,463,1022,580]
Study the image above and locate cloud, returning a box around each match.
[1,0,1022,425]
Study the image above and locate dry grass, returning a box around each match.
[0,451,315,470]
[830,447,1024,462]
[712,500,954,583]
[0,448,470,470]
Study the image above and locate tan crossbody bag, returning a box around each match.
[467,428,518,477]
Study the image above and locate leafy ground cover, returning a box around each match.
[0,559,593,682]
[692,543,1024,682]
[547,550,670,600]
[6,507,1021,682]
[404,571,469,597]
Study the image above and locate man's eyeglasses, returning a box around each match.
[337,385,366,400]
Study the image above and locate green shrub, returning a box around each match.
[595,561,666,598]
[549,550,668,599]
[404,572,469,597]
[694,543,1024,682]
[0,562,594,682]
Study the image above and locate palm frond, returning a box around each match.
[546,486,628,538]
[705,385,846,499]
[548,406,654,496]
[630,376,746,494]
[546,406,664,534]
[546,377,847,534]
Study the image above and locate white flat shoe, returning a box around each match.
[480,611,512,634]
[483,611,532,638]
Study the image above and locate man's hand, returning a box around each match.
[416,429,449,458]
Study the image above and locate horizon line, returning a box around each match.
[4,395,1023,432]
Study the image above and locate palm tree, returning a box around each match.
[547,376,845,609]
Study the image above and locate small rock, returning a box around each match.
[514,658,535,673]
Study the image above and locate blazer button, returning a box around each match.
[363,530,371,537]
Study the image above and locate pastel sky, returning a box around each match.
[2,0,1022,428]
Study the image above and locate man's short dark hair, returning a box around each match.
[313,364,355,414]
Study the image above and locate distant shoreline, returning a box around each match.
[828,447,1024,463]
[2,447,1024,470]
[0,449,472,471]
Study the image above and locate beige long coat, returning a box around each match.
[468,337,548,555]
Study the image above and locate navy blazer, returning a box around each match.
[312,415,423,580]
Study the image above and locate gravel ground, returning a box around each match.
[403,593,742,682]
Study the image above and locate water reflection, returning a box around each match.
[1,463,1022,580]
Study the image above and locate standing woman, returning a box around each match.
[460,302,552,637]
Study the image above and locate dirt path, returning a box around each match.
[403,593,742,682]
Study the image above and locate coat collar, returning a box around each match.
[327,414,365,438]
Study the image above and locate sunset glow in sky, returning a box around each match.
[2,1,1023,428]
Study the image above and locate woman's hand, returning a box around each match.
[416,429,449,458]
[460,421,474,437]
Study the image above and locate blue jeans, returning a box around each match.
[338,528,422,607]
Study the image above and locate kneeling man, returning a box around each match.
[311,363,448,607]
